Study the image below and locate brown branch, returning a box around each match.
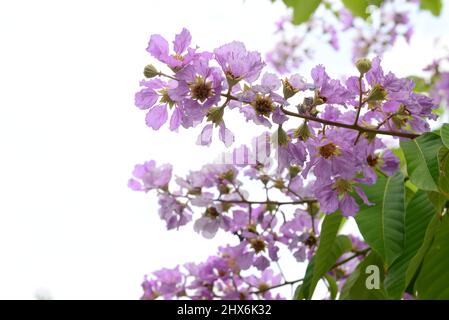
[280,106,419,139]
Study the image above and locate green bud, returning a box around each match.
[313,89,327,105]
[356,58,372,74]
[225,73,241,88]
[282,79,298,99]
[144,64,159,78]
[221,202,233,212]
[260,175,270,185]
[366,84,387,102]
[363,130,377,142]
[276,126,289,147]
[206,107,224,125]
[265,202,277,212]
[274,178,285,189]
[294,122,312,141]
[308,202,320,217]
[392,115,408,129]
[289,165,301,177]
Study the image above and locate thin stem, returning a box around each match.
[331,248,371,270]
[214,199,316,206]
[250,278,303,295]
[280,106,419,139]
[353,74,364,126]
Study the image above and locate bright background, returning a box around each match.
[0,0,448,299]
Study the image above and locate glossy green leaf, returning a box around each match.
[420,0,443,16]
[405,215,440,287]
[283,0,321,25]
[442,124,449,148]
[400,132,443,192]
[438,147,449,197]
[355,172,405,266]
[323,274,338,300]
[384,191,436,298]
[298,212,351,299]
[415,215,449,299]
[342,0,369,18]
[340,251,388,300]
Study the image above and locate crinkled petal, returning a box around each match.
[145,105,168,130]
[173,28,191,54]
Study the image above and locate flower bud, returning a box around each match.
[260,174,270,185]
[282,79,298,99]
[144,64,159,78]
[276,126,289,147]
[366,84,387,102]
[294,122,312,141]
[356,58,372,74]
[289,165,301,177]
[206,107,225,125]
[274,178,285,189]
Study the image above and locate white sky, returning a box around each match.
[0,0,448,299]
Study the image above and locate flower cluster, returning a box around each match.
[131,27,439,299]
[267,0,418,74]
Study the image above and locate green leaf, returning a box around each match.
[405,214,440,287]
[415,215,449,299]
[384,191,436,298]
[340,251,388,300]
[438,147,449,197]
[355,172,405,266]
[420,0,443,16]
[368,0,384,6]
[441,124,449,148]
[342,0,369,18]
[295,258,314,299]
[298,212,351,299]
[283,0,321,25]
[400,132,443,192]
[323,274,339,300]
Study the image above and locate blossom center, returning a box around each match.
[367,154,378,167]
[190,77,213,102]
[158,88,175,107]
[251,95,274,117]
[173,53,184,61]
[205,207,220,219]
[250,238,266,253]
[304,234,317,247]
[332,178,353,195]
[318,142,340,159]
[258,283,270,292]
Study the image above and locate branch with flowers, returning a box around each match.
[129,21,449,300]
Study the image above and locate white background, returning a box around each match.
[0,0,448,299]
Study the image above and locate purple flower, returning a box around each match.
[314,178,372,217]
[311,65,352,104]
[147,28,197,70]
[158,193,192,230]
[135,78,184,131]
[366,57,438,133]
[196,122,235,147]
[175,56,224,107]
[245,269,282,299]
[193,206,232,239]
[302,135,357,182]
[431,72,449,105]
[279,209,319,262]
[214,41,265,83]
[324,24,339,50]
[340,8,354,30]
[128,160,172,191]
